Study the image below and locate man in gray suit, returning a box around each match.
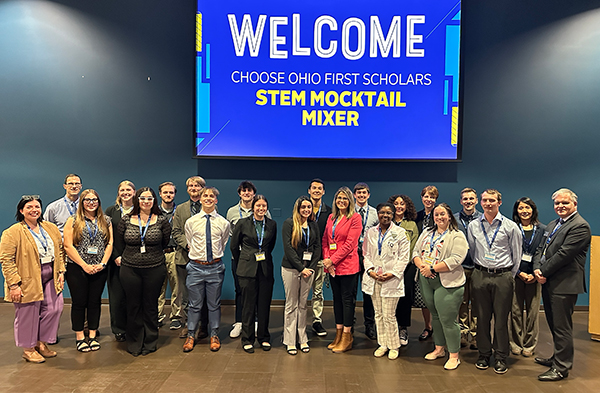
[533,188,591,381]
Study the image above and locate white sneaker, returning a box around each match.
[399,328,409,346]
[230,322,242,338]
[388,349,399,360]
[374,347,388,358]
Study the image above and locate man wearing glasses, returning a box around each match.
[43,173,82,236]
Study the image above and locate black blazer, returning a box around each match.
[518,223,546,274]
[533,212,591,294]
[230,216,277,278]
[281,217,320,272]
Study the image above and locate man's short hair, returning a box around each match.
[201,186,219,198]
[237,180,257,194]
[159,181,177,194]
[64,174,80,184]
[353,182,370,193]
[481,188,502,202]
[186,176,206,188]
[552,188,578,203]
[309,178,325,189]
[460,187,477,196]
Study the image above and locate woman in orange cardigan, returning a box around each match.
[322,186,362,353]
[0,195,66,363]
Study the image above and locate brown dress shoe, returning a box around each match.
[210,336,221,352]
[183,336,195,352]
[22,348,45,363]
[179,327,189,339]
[35,342,57,358]
[327,328,343,350]
[332,332,353,353]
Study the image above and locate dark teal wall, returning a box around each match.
[1,0,599,305]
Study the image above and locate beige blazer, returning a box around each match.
[1,221,66,303]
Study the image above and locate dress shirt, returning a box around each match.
[226,201,271,235]
[185,209,230,262]
[467,212,522,276]
[43,196,79,235]
[159,204,177,248]
[355,204,378,244]
[453,209,482,268]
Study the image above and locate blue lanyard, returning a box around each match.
[519,224,537,252]
[119,204,132,217]
[27,223,49,254]
[377,226,389,256]
[429,229,448,253]
[253,217,265,250]
[315,203,322,221]
[138,214,152,245]
[546,220,563,244]
[481,217,502,249]
[64,197,77,216]
[303,226,310,249]
[331,217,341,240]
[86,217,98,242]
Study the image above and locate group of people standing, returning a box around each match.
[0,175,590,382]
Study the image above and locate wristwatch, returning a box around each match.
[429,266,435,275]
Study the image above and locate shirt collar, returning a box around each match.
[479,211,503,224]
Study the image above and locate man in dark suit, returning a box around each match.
[533,188,591,381]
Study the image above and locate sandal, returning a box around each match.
[243,344,255,353]
[287,346,298,356]
[419,328,433,341]
[76,339,91,353]
[261,342,271,351]
[300,343,310,353]
[89,338,101,351]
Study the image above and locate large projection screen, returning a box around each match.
[195,0,462,161]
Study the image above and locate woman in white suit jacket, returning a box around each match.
[362,203,410,360]
[413,203,468,370]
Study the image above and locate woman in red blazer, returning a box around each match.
[322,186,362,353]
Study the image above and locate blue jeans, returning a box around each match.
[186,261,225,337]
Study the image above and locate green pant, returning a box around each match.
[419,274,464,353]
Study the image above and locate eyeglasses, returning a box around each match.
[83,198,99,204]
[139,197,154,202]
[21,195,40,201]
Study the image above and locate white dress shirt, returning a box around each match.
[185,209,230,261]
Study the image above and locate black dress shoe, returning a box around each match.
[365,326,377,340]
[534,357,553,367]
[196,327,209,340]
[312,322,327,337]
[494,360,508,374]
[115,333,126,342]
[475,356,489,370]
[538,368,567,381]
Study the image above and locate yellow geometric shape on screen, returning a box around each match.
[196,13,202,52]
[451,106,458,146]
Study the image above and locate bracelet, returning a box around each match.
[9,284,20,290]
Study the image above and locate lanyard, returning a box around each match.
[64,197,77,216]
[138,214,152,245]
[546,220,563,244]
[119,204,132,217]
[331,217,341,240]
[303,226,310,249]
[481,217,502,249]
[27,223,49,254]
[377,226,389,256]
[519,224,537,252]
[315,203,322,221]
[429,229,448,253]
[253,217,265,250]
[86,217,98,242]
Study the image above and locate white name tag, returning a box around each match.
[303,251,313,261]
[522,254,532,263]
[140,245,146,254]
[422,255,435,266]
[87,246,99,255]
[41,255,53,264]
[255,252,266,261]
[329,243,337,250]
[484,252,496,262]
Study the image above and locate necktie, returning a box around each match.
[359,208,366,236]
[191,201,200,216]
[205,214,213,261]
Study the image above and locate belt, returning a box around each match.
[164,247,175,253]
[474,264,512,274]
[191,258,222,265]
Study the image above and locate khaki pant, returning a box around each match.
[459,268,477,343]
[158,251,180,321]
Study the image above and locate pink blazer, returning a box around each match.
[322,212,362,275]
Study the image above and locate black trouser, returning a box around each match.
[239,268,274,345]
[542,285,577,373]
[395,263,417,327]
[231,258,243,323]
[107,261,127,335]
[471,268,513,361]
[120,264,166,355]
[330,273,359,327]
[358,249,375,328]
[66,262,108,331]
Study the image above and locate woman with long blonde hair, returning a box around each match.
[64,189,113,352]
[281,196,320,355]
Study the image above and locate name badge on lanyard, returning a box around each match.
[138,214,152,254]
[41,255,53,264]
[255,252,266,261]
[484,252,496,262]
[330,217,340,251]
[303,251,313,261]
[422,255,435,266]
[87,246,99,255]
[522,253,532,263]
[329,243,337,250]
[86,217,99,254]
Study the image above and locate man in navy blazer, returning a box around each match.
[533,188,591,381]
